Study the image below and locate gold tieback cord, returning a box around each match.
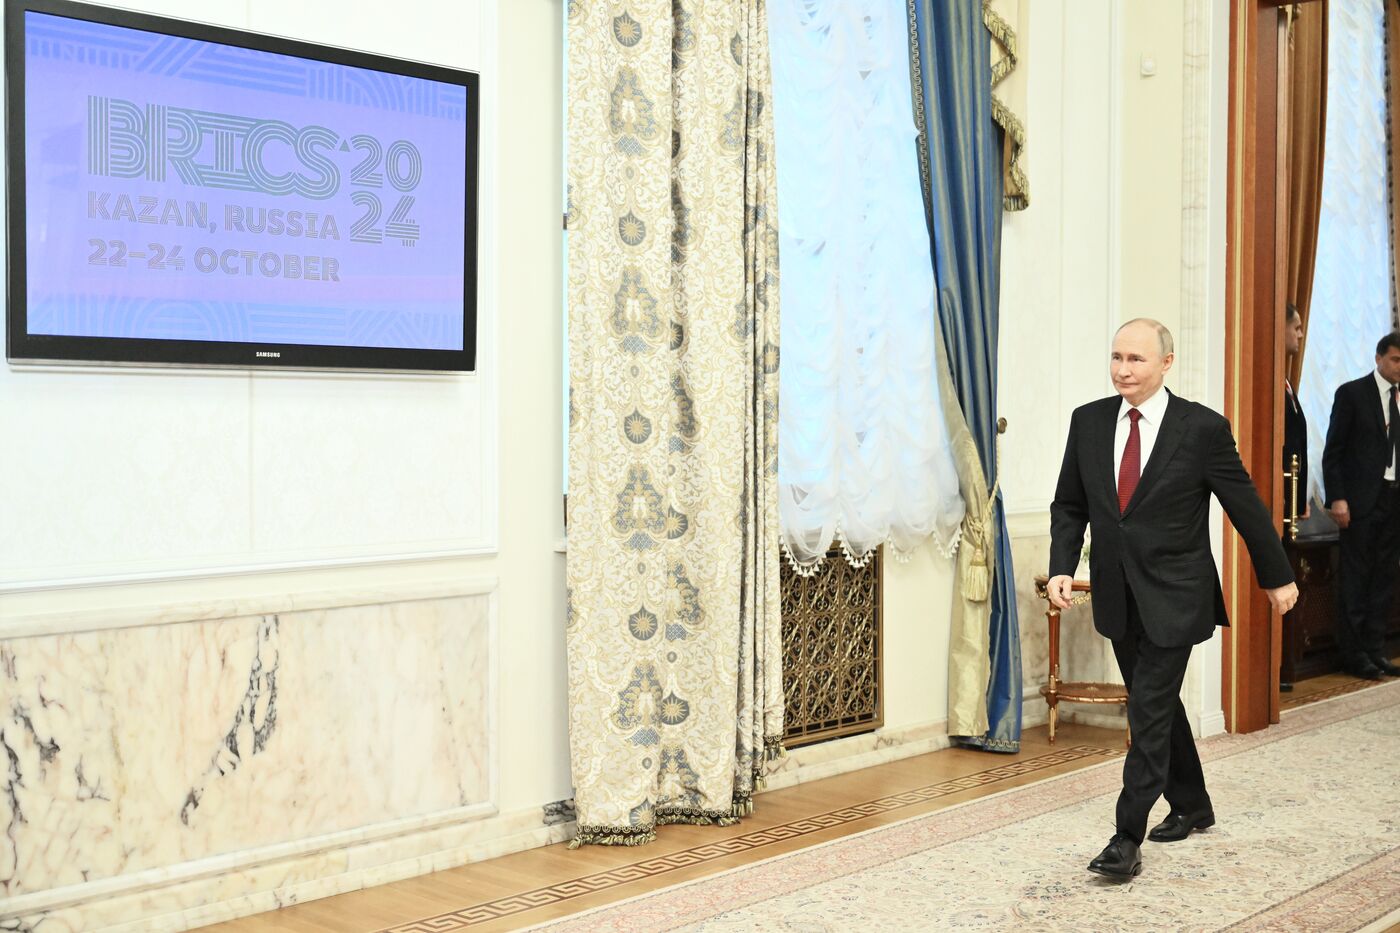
[963,417,1008,603]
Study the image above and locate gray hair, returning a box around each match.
[1117,318,1175,358]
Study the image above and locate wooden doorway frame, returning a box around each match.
[1223,0,1321,734]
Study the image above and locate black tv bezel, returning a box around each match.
[5,0,479,373]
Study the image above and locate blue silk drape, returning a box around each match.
[909,0,1022,752]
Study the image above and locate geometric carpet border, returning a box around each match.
[528,679,1400,933]
[374,745,1122,932]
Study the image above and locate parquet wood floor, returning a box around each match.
[1281,655,1400,710]
[199,722,1124,932]
[198,665,1400,933]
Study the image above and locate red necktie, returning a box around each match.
[1119,408,1142,514]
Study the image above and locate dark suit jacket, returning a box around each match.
[1322,373,1394,516]
[1049,391,1294,648]
[1283,382,1307,517]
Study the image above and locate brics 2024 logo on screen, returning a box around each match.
[86,96,422,247]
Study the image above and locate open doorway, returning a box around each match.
[1225,0,1400,732]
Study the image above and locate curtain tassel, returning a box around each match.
[764,735,788,763]
[568,825,657,849]
[658,806,747,827]
[964,536,991,602]
[960,418,1008,603]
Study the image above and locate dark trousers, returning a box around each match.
[1336,485,1400,667]
[1111,589,1210,845]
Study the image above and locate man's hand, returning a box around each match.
[1266,582,1299,615]
[1047,574,1075,610]
[1328,499,1350,529]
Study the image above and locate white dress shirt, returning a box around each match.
[1115,386,1170,492]
[1376,368,1397,481]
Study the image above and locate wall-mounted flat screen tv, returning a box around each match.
[6,0,478,371]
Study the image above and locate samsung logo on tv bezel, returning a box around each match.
[255,350,281,358]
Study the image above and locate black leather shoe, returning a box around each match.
[1088,833,1142,880]
[1370,657,1400,677]
[1345,662,1384,681]
[1147,808,1216,842]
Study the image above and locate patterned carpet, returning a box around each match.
[532,681,1400,932]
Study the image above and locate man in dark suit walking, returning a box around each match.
[1047,319,1297,880]
[1322,330,1400,681]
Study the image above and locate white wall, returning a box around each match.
[1000,2,1118,520]
[999,0,1230,737]
[0,2,576,928]
[0,0,497,591]
[1000,0,1120,720]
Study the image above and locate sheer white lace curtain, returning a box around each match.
[1300,0,1392,501]
[770,0,964,573]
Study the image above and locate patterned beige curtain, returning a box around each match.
[565,0,783,847]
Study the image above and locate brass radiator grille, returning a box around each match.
[780,549,883,748]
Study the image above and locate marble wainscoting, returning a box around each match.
[1007,516,1127,733]
[0,583,503,932]
[763,719,955,794]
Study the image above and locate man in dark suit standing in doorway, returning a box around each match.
[1047,319,1297,880]
[1282,304,1309,527]
[1322,330,1400,681]
[1279,304,1308,692]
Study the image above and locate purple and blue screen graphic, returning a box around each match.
[24,12,469,350]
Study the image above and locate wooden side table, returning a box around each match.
[1032,574,1129,745]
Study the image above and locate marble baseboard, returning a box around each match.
[1021,694,1051,728]
[1199,710,1227,738]
[1052,707,1129,732]
[764,719,952,794]
[1021,679,1221,742]
[9,802,573,933]
[1004,510,1051,540]
[765,697,1131,800]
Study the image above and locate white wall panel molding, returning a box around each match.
[1005,509,1051,540]
[1178,0,1214,404]
[0,575,498,639]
